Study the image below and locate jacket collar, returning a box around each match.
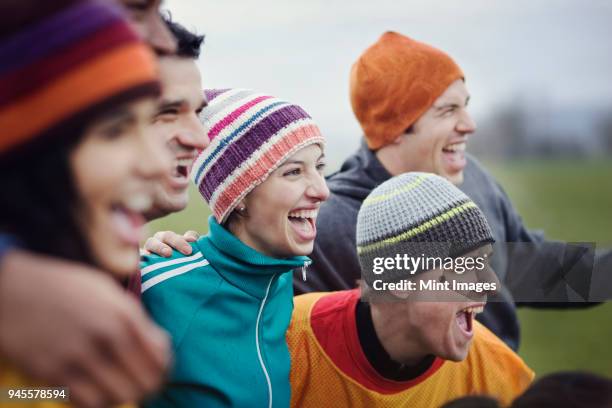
[357,139,393,184]
[327,139,392,201]
[197,216,310,298]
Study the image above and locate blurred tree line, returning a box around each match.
[470,99,612,159]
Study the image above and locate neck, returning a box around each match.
[357,301,434,380]
[375,144,409,177]
[227,216,279,259]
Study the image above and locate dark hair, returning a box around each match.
[0,130,94,266]
[511,371,612,408]
[162,13,204,59]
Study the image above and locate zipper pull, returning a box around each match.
[301,260,311,282]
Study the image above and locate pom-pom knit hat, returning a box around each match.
[356,172,494,285]
[350,31,464,150]
[0,0,160,157]
[193,88,325,223]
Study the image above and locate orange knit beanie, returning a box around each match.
[350,32,464,150]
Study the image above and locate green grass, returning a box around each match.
[147,159,612,378]
[485,159,612,378]
[146,185,211,237]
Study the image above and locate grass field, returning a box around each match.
[485,159,612,378]
[147,159,612,378]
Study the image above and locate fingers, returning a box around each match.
[68,376,107,408]
[183,230,200,242]
[76,348,138,406]
[69,301,170,407]
[143,230,196,257]
[156,231,193,255]
[144,235,172,257]
[118,316,171,396]
[0,253,170,407]
[125,303,172,375]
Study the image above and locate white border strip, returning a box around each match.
[141,251,204,277]
[141,259,210,293]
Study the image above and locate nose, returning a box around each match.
[456,109,477,135]
[477,265,500,296]
[306,172,330,202]
[175,114,209,150]
[136,123,172,180]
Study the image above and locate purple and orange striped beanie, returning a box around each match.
[0,0,160,156]
[192,89,326,223]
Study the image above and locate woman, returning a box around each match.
[140,88,329,407]
[0,1,170,406]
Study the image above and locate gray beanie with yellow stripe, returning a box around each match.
[356,172,494,285]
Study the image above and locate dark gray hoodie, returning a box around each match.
[296,141,606,351]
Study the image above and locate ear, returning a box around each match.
[391,134,404,145]
[390,288,411,300]
[236,199,247,213]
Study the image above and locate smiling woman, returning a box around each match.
[230,144,327,258]
[71,99,167,276]
[0,0,169,406]
[140,88,329,408]
[0,0,167,277]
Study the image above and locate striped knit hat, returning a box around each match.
[193,89,325,223]
[0,0,160,157]
[356,172,494,285]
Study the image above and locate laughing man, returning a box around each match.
[300,31,607,352]
[287,172,534,407]
[144,15,209,222]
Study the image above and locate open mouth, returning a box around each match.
[288,209,318,241]
[441,142,467,173]
[109,193,152,246]
[455,304,485,336]
[172,158,193,179]
[442,141,466,155]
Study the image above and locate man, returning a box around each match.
[0,1,179,406]
[296,31,607,351]
[288,173,534,407]
[144,16,209,224]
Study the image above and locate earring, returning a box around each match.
[237,206,246,213]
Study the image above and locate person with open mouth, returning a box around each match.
[143,16,209,222]
[0,1,172,406]
[286,172,534,408]
[140,88,329,408]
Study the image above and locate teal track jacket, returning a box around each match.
[141,216,310,408]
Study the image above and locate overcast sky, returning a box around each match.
[164,0,612,164]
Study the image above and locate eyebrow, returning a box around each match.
[157,96,208,113]
[123,0,152,10]
[280,153,326,167]
[157,99,185,109]
[94,107,133,123]
[434,103,460,111]
[196,98,208,113]
[434,96,471,111]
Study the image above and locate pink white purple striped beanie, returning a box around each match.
[192,89,326,223]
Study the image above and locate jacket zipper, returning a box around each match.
[301,260,311,281]
[256,274,276,408]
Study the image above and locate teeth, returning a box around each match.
[122,194,153,213]
[288,209,318,219]
[175,158,194,167]
[443,142,466,153]
[460,305,485,315]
